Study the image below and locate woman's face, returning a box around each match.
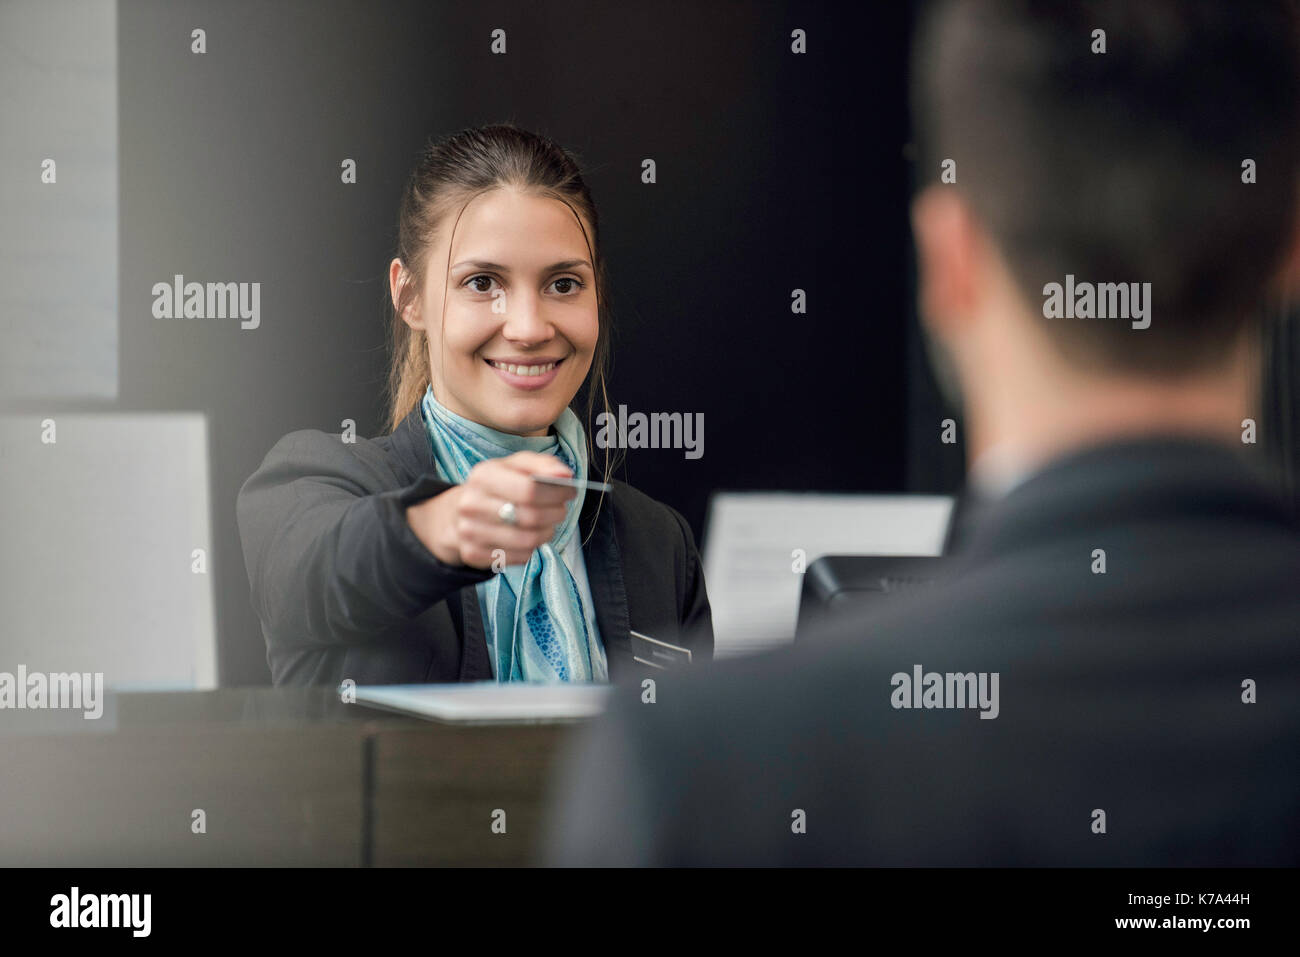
[393,188,599,437]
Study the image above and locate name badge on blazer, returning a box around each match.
[630,630,692,669]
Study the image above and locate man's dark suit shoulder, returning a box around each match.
[550,438,1300,865]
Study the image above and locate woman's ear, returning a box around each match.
[389,258,422,329]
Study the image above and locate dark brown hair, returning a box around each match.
[385,124,623,492]
[911,0,1300,373]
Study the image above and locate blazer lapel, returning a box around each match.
[578,486,634,677]
[455,588,493,681]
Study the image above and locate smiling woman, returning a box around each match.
[236,124,713,687]
[396,188,600,438]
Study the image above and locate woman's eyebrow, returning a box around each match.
[546,259,593,272]
[451,258,592,273]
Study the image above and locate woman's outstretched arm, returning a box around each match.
[236,429,494,649]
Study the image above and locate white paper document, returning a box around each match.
[702,492,955,658]
[351,682,612,724]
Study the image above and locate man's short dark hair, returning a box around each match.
[911,0,1300,373]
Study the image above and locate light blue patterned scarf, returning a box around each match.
[419,386,608,683]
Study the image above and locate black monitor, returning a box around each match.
[795,555,947,641]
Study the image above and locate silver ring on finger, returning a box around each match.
[497,501,519,526]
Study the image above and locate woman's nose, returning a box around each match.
[500,291,554,341]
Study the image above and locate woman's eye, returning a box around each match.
[551,277,585,295]
[465,275,583,295]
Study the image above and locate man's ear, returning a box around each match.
[910,186,980,343]
[1275,200,1300,304]
[389,258,422,329]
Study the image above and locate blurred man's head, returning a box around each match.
[909,0,1300,473]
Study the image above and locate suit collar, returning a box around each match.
[954,435,1295,561]
[390,403,434,482]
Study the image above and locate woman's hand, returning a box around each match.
[406,452,579,569]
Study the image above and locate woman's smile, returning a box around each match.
[483,354,568,390]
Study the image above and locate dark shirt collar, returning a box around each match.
[949,434,1295,560]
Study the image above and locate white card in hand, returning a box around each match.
[531,474,612,492]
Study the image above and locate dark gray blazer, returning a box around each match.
[236,406,713,686]
[546,436,1300,866]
